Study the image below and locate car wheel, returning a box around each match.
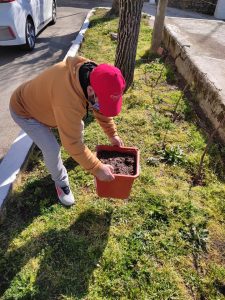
[50,1,57,25]
[24,18,36,51]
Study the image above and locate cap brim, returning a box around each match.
[99,95,122,117]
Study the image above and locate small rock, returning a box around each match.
[146,157,160,166]
[110,32,118,41]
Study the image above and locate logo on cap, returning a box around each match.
[110,94,122,101]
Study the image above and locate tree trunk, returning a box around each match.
[108,0,119,16]
[115,0,144,91]
[150,0,168,53]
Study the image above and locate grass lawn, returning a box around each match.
[0,9,225,300]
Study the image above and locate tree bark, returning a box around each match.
[150,0,168,53]
[115,0,144,91]
[108,0,119,16]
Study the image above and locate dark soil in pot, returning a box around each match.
[97,150,136,175]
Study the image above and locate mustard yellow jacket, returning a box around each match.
[10,56,118,175]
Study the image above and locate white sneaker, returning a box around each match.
[55,185,75,206]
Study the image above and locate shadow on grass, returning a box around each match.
[0,110,102,255]
[89,13,117,29]
[135,49,161,68]
[0,174,57,254]
[0,115,112,297]
[0,204,112,298]
[0,116,100,254]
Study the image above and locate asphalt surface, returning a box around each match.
[0,0,112,160]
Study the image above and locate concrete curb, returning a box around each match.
[0,131,33,218]
[0,7,101,218]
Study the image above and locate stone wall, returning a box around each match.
[163,25,225,144]
[167,0,218,15]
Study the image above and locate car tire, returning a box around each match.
[24,18,36,51]
[50,1,57,25]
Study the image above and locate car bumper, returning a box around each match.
[0,4,26,45]
[0,32,24,45]
[0,25,24,45]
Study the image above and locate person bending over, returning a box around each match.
[10,55,126,206]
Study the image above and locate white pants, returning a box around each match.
[10,107,84,187]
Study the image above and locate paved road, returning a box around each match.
[0,0,112,160]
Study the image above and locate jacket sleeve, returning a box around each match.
[53,105,102,175]
[93,110,118,138]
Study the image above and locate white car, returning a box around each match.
[0,0,57,50]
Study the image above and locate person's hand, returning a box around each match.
[95,164,115,182]
[109,135,124,147]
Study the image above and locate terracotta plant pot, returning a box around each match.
[95,145,140,199]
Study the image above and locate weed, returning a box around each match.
[179,222,209,253]
[157,145,187,166]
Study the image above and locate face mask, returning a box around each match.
[92,102,100,111]
[88,94,99,111]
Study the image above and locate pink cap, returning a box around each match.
[90,64,126,117]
